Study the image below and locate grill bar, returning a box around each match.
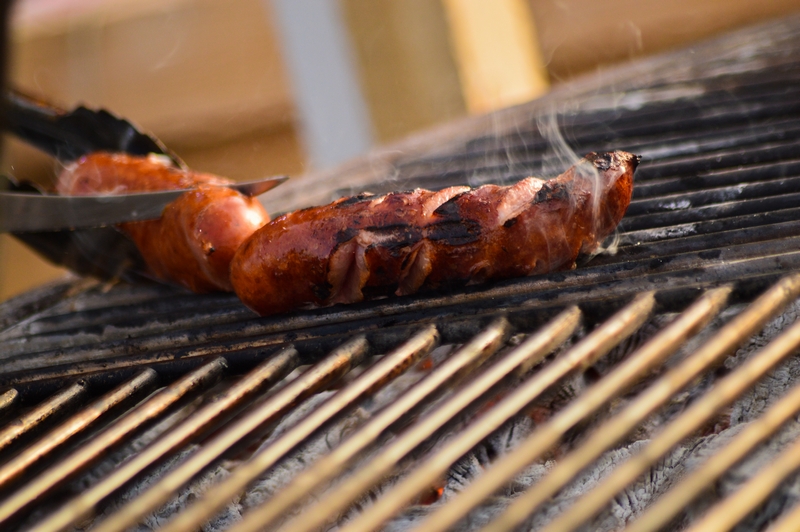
[34,347,301,531]
[340,287,728,532]
[414,275,800,532]
[391,118,800,190]
[0,358,226,528]
[155,320,508,532]
[0,17,799,532]
[85,336,373,532]
[240,309,582,532]
[0,389,18,417]
[515,303,800,532]
[0,278,98,333]
[627,377,800,532]
[0,381,87,455]
[0,369,156,491]
[683,433,800,532]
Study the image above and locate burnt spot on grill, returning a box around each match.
[311,281,332,301]
[699,249,722,260]
[336,192,375,207]
[532,182,570,204]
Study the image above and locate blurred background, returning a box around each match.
[1,0,799,301]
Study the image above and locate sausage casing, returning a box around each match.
[231,151,638,316]
[57,152,269,292]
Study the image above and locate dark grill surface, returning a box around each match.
[3,15,800,532]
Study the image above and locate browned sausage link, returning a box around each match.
[231,151,638,316]
[57,152,269,292]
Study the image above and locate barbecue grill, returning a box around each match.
[3,14,800,532]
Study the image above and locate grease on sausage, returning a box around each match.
[57,152,269,292]
[231,151,638,316]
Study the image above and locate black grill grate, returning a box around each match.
[2,15,800,532]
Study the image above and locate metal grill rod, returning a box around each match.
[628,373,800,531]
[34,346,301,532]
[463,76,800,151]
[631,159,800,199]
[84,330,425,532]
[765,486,800,532]
[0,381,87,455]
[0,369,156,490]
[393,123,800,190]
[484,274,800,532]
[0,357,227,528]
[509,299,800,532]
[683,421,800,531]
[464,102,800,162]
[41,337,368,532]
[242,308,583,532]
[0,388,17,417]
[154,320,507,532]
[341,288,726,532]
[413,274,800,532]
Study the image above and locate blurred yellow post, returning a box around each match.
[442,0,549,114]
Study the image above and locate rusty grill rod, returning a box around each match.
[341,287,728,532]
[0,357,227,528]
[628,365,800,531]
[239,308,583,532]
[153,319,508,532]
[0,380,87,455]
[38,337,369,532]
[512,296,800,532]
[33,346,301,532]
[413,274,800,532]
[0,369,157,491]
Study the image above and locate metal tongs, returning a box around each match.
[0,176,285,233]
[1,90,287,282]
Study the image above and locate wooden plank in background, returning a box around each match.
[442,0,550,114]
[528,0,800,81]
[341,0,466,143]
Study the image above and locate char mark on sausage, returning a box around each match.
[231,151,638,316]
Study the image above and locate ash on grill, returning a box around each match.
[3,14,800,532]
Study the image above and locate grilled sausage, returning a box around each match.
[57,152,269,292]
[231,151,638,316]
